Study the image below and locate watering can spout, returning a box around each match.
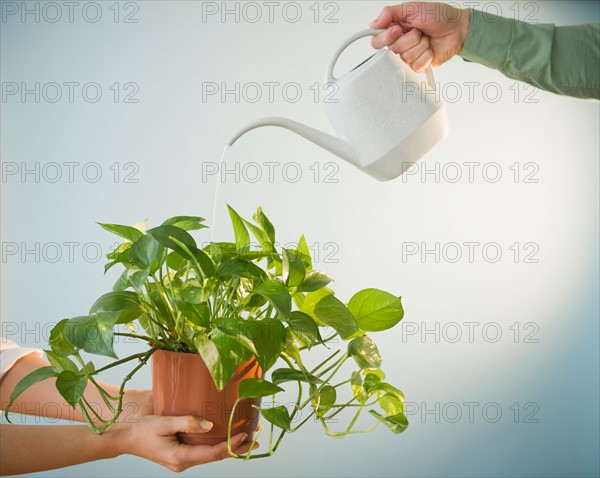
[226,116,356,163]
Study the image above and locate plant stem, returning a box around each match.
[291,410,315,431]
[322,422,379,437]
[88,377,118,408]
[90,350,154,376]
[80,395,109,424]
[316,353,348,379]
[298,355,348,410]
[114,332,161,344]
[332,379,351,388]
[344,405,363,433]
[226,399,240,457]
[150,273,178,328]
[298,333,338,352]
[309,350,340,375]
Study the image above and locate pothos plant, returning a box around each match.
[6,205,408,458]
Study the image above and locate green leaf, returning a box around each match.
[180,282,202,304]
[178,302,211,328]
[196,333,247,390]
[311,384,336,417]
[190,247,216,278]
[227,205,250,250]
[252,207,276,244]
[351,371,366,404]
[63,312,119,359]
[282,249,306,287]
[379,393,404,416]
[216,258,267,281]
[271,368,322,386]
[89,291,143,324]
[295,235,312,269]
[297,269,332,292]
[45,350,78,373]
[348,335,382,369]
[259,405,291,431]
[104,242,132,273]
[147,224,197,251]
[4,366,57,421]
[369,410,409,434]
[348,289,404,332]
[146,282,170,318]
[366,369,386,381]
[56,370,88,407]
[314,295,360,340]
[49,319,77,356]
[161,216,206,231]
[106,242,130,261]
[81,361,95,375]
[151,227,214,277]
[299,287,333,321]
[203,242,233,263]
[218,318,286,372]
[368,382,405,403]
[287,311,321,348]
[293,292,305,309]
[238,378,284,399]
[247,318,286,371]
[128,234,166,273]
[243,220,274,252]
[97,223,143,242]
[113,270,129,292]
[126,267,150,290]
[253,280,292,318]
[166,251,186,271]
[217,318,259,356]
[363,372,382,392]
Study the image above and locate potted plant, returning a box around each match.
[6,206,408,458]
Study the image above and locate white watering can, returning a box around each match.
[226,29,449,181]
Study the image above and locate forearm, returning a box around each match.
[0,423,125,475]
[0,354,146,423]
[460,9,600,99]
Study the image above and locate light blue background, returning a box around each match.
[1,1,599,477]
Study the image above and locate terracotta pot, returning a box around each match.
[152,349,262,445]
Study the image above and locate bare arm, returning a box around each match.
[0,354,257,475]
[0,352,151,423]
[0,417,253,475]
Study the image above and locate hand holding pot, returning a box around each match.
[118,416,257,472]
[0,349,257,474]
[0,415,257,475]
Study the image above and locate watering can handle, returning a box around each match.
[326,28,436,89]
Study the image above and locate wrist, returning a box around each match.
[458,8,472,52]
[103,422,131,458]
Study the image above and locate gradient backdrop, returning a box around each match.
[1,1,599,477]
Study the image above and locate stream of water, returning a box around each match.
[209,145,229,242]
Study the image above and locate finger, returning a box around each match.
[163,415,213,435]
[397,34,430,64]
[370,3,420,28]
[388,28,422,56]
[231,441,260,456]
[169,432,249,468]
[411,48,434,73]
[371,24,403,49]
[174,436,260,470]
[369,5,395,28]
[208,432,249,461]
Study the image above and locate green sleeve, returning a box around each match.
[459,9,600,100]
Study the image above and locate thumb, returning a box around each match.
[163,416,213,435]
